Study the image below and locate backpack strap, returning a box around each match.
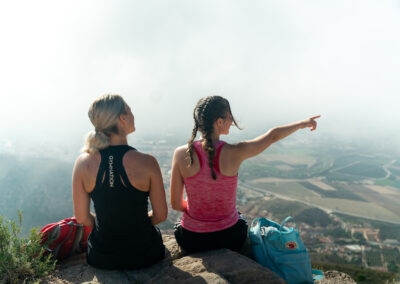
[279,216,299,233]
[69,224,84,256]
[251,217,262,229]
[52,222,75,259]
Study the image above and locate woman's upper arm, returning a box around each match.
[72,157,91,224]
[148,156,168,221]
[169,148,186,211]
[229,130,275,163]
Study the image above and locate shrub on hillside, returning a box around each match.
[0,212,56,283]
[312,262,397,284]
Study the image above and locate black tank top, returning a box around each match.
[88,145,160,253]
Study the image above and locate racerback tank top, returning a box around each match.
[88,145,161,253]
[181,140,239,233]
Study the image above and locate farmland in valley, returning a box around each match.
[239,143,400,223]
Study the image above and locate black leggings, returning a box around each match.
[174,216,248,254]
[87,227,165,270]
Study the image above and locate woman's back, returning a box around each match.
[181,141,239,233]
[89,145,153,239]
[175,142,241,179]
[77,146,155,195]
[85,145,165,269]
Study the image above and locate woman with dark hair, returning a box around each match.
[73,94,167,269]
[170,95,319,253]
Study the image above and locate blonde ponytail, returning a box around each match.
[82,94,127,154]
[82,130,111,154]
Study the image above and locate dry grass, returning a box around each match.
[365,185,400,195]
[306,197,400,222]
[308,179,337,191]
[255,153,317,167]
[251,177,337,191]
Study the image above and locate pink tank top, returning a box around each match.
[181,140,239,233]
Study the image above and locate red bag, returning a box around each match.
[40,217,92,260]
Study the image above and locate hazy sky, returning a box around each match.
[1,0,399,150]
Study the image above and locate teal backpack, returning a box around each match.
[249,216,324,284]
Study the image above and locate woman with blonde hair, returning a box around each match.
[170,95,319,253]
[73,94,167,269]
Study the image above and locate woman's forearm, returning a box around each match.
[171,198,187,212]
[148,210,168,225]
[267,121,304,144]
[236,116,320,161]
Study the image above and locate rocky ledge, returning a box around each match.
[42,235,355,283]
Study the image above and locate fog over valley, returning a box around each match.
[0,0,399,147]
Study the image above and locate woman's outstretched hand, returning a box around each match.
[300,115,321,131]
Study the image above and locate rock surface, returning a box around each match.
[317,271,357,284]
[42,235,354,284]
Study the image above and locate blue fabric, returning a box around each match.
[312,269,324,280]
[249,216,322,284]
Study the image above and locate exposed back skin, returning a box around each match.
[173,142,241,179]
[74,150,160,194]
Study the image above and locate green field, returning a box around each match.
[383,248,400,264]
[375,179,400,189]
[242,144,400,224]
[299,181,365,201]
[336,162,386,178]
[366,250,382,267]
[389,167,400,176]
[252,181,318,199]
[306,196,400,222]
[249,179,400,222]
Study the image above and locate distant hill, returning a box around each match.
[294,207,333,227]
[239,197,335,227]
[261,198,310,220]
[0,154,74,233]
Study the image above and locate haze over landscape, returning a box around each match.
[0,0,399,149]
[1,1,400,279]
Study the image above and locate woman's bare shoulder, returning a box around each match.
[172,144,191,165]
[124,149,159,168]
[220,141,239,151]
[79,151,100,161]
[174,144,189,156]
[222,140,247,151]
[219,141,245,162]
[73,152,100,175]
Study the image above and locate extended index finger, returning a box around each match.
[311,115,321,120]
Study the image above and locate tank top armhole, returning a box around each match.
[119,168,144,193]
[119,147,149,194]
[91,151,107,195]
[213,141,226,174]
